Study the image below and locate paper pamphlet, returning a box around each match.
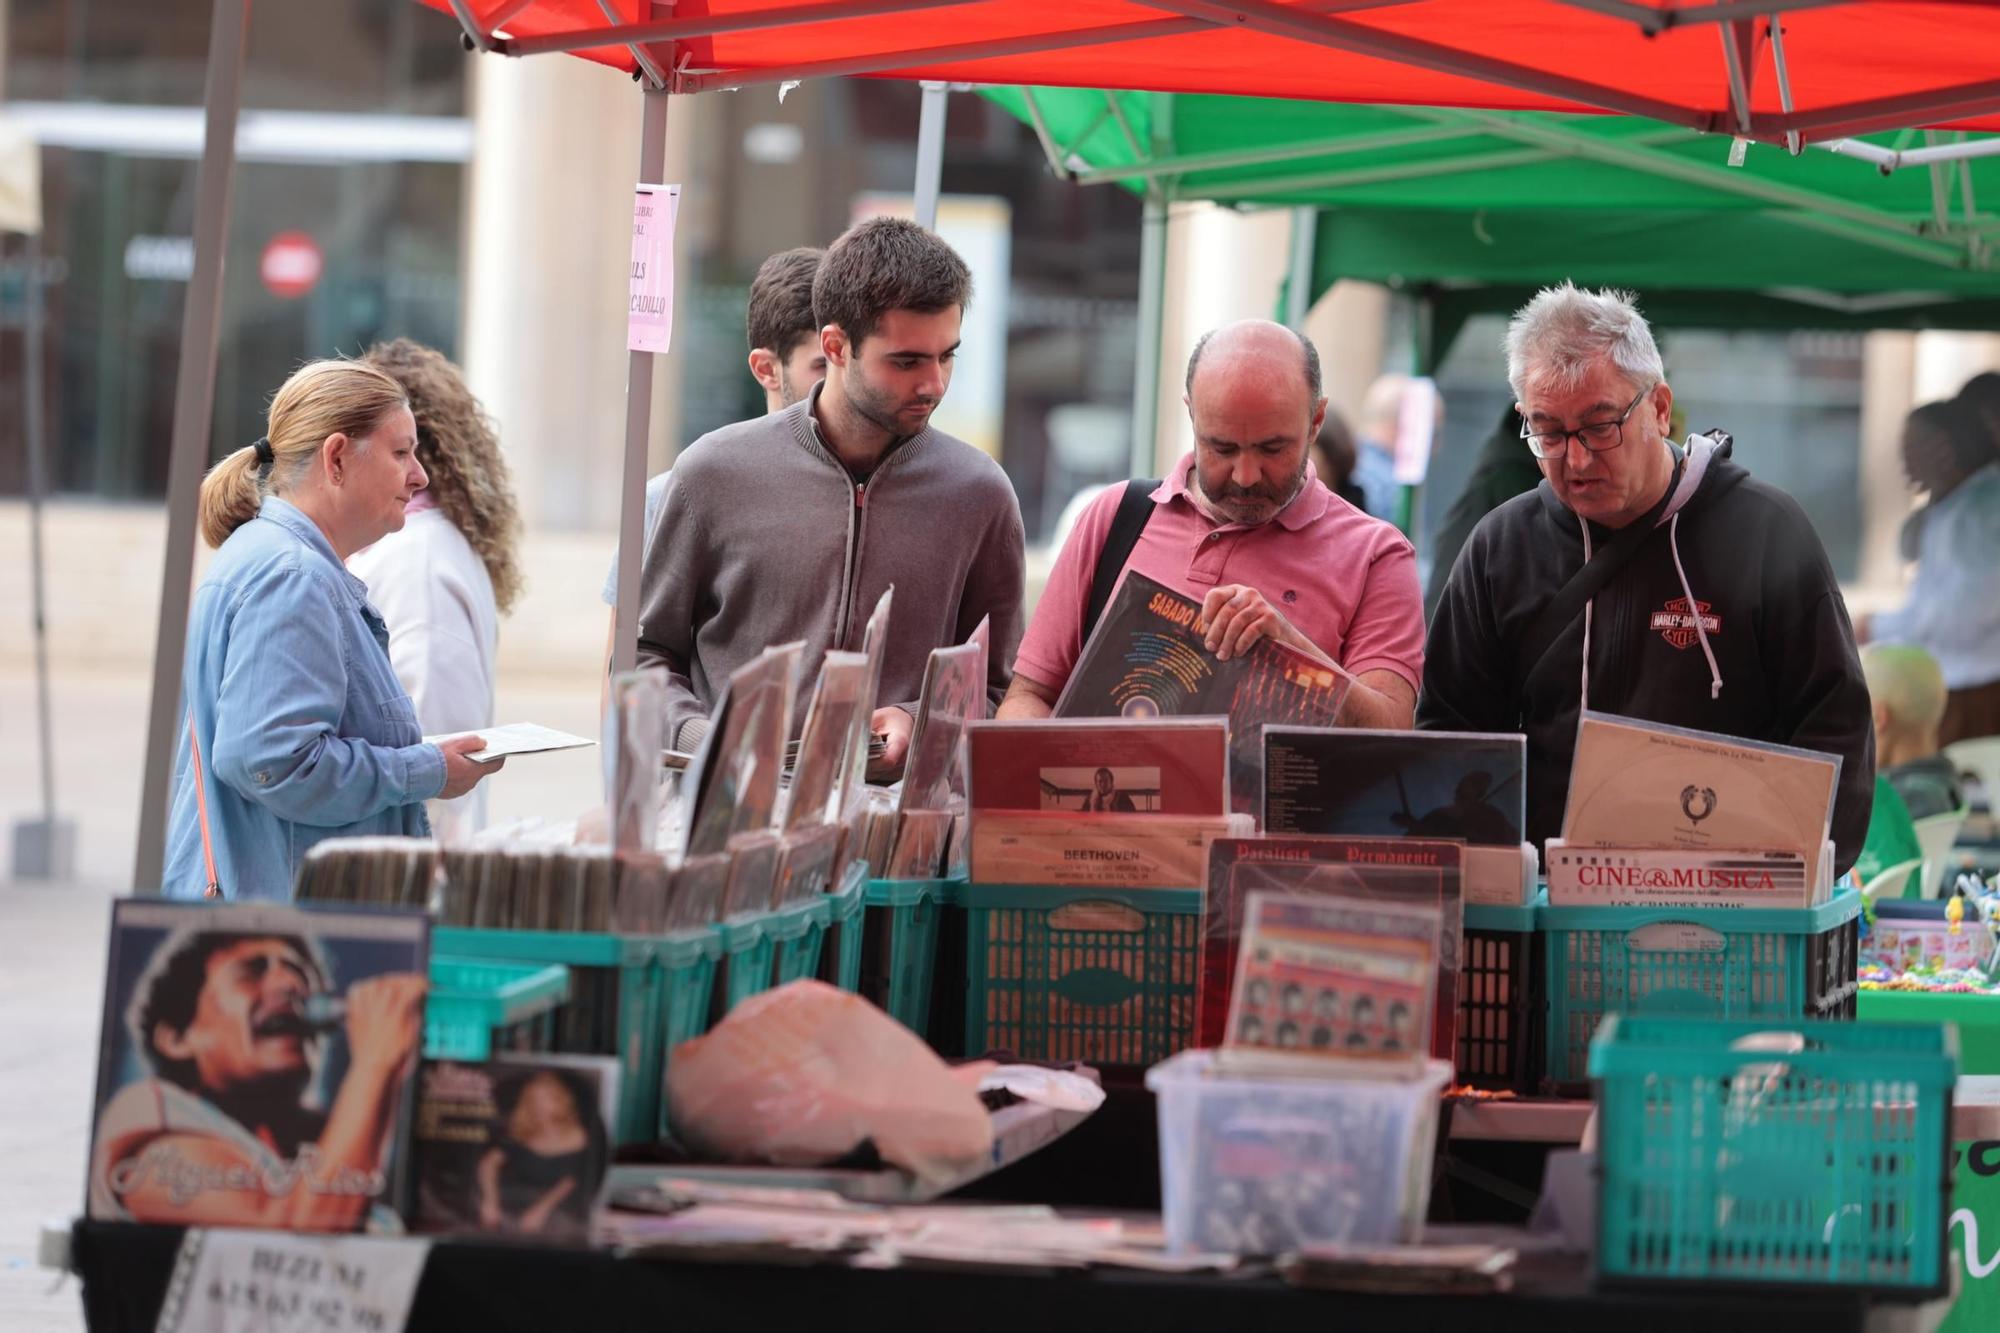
[427,722,596,764]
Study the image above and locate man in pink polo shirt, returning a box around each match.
[999,319,1424,727]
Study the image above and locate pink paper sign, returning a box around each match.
[629,183,680,354]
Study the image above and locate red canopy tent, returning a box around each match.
[427,0,2000,144]
[134,0,2000,890]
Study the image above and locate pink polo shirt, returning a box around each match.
[1016,454,1425,696]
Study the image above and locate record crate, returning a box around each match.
[712,915,777,1017]
[819,861,869,993]
[1589,1015,1957,1295]
[432,925,711,1145]
[1458,892,1546,1094]
[858,876,955,1035]
[422,957,572,1061]
[960,883,1201,1067]
[1543,887,1862,1086]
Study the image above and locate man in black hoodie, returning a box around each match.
[1419,283,1873,874]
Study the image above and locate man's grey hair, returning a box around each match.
[1186,323,1323,401]
[1504,282,1665,401]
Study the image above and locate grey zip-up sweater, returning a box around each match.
[636,385,1026,752]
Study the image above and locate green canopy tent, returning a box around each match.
[983,88,2000,348]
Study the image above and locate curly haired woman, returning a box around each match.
[348,339,525,841]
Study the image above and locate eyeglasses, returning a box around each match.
[1519,384,1655,460]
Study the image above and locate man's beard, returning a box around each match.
[844,366,936,440]
[778,365,806,408]
[1199,455,1308,524]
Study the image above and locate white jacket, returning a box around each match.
[348,506,499,841]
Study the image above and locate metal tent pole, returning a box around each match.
[913,82,947,229]
[1129,92,1173,480]
[1283,206,1316,331]
[13,231,74,880]
[1131,194,1167,479]
[610,85,672,679]
[133,0,250,895]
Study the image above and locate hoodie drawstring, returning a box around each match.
[1669,510,1724,700]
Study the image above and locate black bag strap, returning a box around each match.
[1082,479,1159,646]
[1517,486,1675,691]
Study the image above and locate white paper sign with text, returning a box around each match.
[628,183,681,354]
[155,1229,431,1333]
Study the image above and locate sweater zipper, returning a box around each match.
[833,477,872,648]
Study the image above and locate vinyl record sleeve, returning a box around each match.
[410,1054,617,1242]
[1263,727,1524,846]
[87,900,430,1230]
[1223,891,1440,1063]
[1562,711,1839,861]
[1198,836,1462,1062]
[966,717,1229,817]
[1054,573,1350,817]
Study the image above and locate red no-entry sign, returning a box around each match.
[260,231,323,300]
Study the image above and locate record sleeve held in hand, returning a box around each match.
[1055,573,1351,816]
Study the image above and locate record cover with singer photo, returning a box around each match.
[86,899,430,1230]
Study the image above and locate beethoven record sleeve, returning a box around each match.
[966,717,1230,818]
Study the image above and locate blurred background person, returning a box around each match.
[1862,642,1965,819]
[1352,373,1443,524]
[1864,397,2000,747]
[167,360,497,899]
[1959,370,2000,453]
[349,339,525,842]
[1423,403,1537,620]
[1310,405,1368,513]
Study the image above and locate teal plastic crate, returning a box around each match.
[820,864,868,993]
[714,915,776,1015]
[423,957,571,1061]
[1459,889,1546,1093]
[654,925,723,1141]
[657,926,721,1052]
[961,883,1200,1067]
[767,895,829,987]
[859,877,952,1034]
[1590,1015,1957,1294]
[1544,888,1862,1085]
[433,927,667,1146]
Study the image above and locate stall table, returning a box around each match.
[70,1219,1942,1333]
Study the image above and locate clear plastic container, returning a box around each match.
[1146,1049,1451,1255]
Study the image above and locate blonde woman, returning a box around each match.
[348,340,524,841]
[164,360,501,899]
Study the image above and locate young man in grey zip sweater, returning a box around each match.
[636,217,1026,777]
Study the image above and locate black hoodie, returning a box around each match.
[1418,434,1874,875]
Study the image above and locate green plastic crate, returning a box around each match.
[713,915,776,1015]
[423,957,571,1061]
[768,895,829,987]
[820,864,868,993]
[961,883,1200,1067]
[433,927,666,1146]
[1544,888,1862,1085]
[1590,1015,1957,1294]
[1459,890,1546,1094]
[859,877,952,1034]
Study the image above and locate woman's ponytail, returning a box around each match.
[197,445,268,549]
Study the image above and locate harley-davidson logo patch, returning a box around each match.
[1651,597,1721,650]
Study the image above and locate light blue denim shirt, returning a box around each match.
[1873,462,2000,691]
[163,496,446,899]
